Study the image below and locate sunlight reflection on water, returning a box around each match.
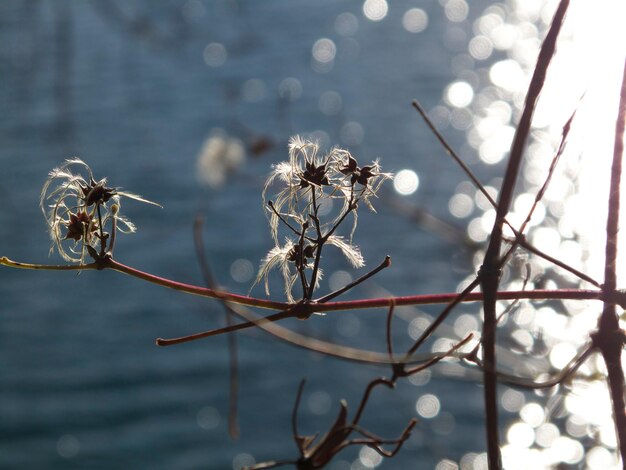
[2,0,625,468]
[437,0,626,467]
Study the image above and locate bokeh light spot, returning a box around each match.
[478,125,514,164]
[552,436,584,464]
[432,412,456,436]
[490,59,527,93]
[549,342,576,369]
[230,258,254,283]
[449,193,474,218]
[335,12,359,36]
[445,81,474,108]
[535,423,560,448]
[416,394,440,418]
[507,422,534,448]
[444,0,469,23]
[340,121,365,145]
[312,38,337,63]
[402,8,428,33]
[203,42,227,67]
[329,270,353,291]
[468,35,493,60]
[359,446,383,468]
[586,446,618,469]
[393,169,419,195]
[319,91,343,115]
[501,388,525,413]
[278,77,302,101]
[520,402,545,428]
[408,369,431,386]
[363,0,388,22]
[435,458,458,470]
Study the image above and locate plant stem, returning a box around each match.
[156,309,296,346]
[315,256,391,303]
[99,259,626,311]
[1,255,622,310]
[598,56,626,468]
[480,2,570,467]
[106,258,290,310]
[306,189,323,299]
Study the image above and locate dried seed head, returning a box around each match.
[64,211,97,242]
[255,136,390,301]
[80,177,117,206]
[40,158,160,263]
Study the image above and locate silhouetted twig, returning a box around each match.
[596,56,626,467]
[193,216,240,439]
[480,2,570,467]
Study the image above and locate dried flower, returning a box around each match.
[331,152,390,213]
[254,235,364,302]
[263,136,335,243]
[256,136,387,301]
[40,158,160,263]
[248,380,416,470]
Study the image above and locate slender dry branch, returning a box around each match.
[2,255,621,312]
[193,216,240,439]
[597,56,626,467]
[414,99,598,287]
[315,256,391,303]
[465,343,594,390]
[480,2,570,467]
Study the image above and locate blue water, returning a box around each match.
[0,1,501,468]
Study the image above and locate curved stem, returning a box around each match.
[156,309,296,346]
[106,258,290,310]
[1,256,620,311]
[0,257,99,271]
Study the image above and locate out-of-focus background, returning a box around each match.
[1,1,625,469]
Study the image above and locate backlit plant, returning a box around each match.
[256,135,390,302]
[2,1,626,468]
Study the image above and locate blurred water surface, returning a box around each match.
[3,1,621,469]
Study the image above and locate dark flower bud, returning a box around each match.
[81,178,117,206]
[64,211,97,242]
[300,161,330,188]
[340,156,374,186]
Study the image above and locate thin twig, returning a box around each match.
[155,309,297,346]
[267,200,302,237]
[406,277,481,356]
[292,379,306,457]
[508,234,600,287]
[2,255,620,310]
[193,216,240,439]
[597,55,626,467]
[412,100,498,210]
[315,256,391,303]
[480,2,570,467]
[385,300,396,360]
[468,344,594,390]
[414,99,596,287]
